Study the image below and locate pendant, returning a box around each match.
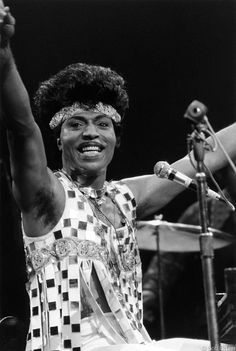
[94,195,106,206]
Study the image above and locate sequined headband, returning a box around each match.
[49,102,121,129]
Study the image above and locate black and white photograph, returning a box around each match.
[0,1,236,350]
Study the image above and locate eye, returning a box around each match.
[69,120,84,129]
[98,121,109,127]
[96,117,112,128]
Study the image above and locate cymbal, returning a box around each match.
[136,220,235,252]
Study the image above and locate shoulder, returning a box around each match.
[111,180,135,198]
[110,180,136,205]
[109,180,137,221]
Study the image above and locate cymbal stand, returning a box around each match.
[185,101,221,350]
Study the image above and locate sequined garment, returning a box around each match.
[23,171,151,351]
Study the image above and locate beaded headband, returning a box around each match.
[49,102,121,129]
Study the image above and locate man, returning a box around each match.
[0,3,236,351]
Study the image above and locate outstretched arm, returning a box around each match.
[0,3,63,235]
[124,122,236,219]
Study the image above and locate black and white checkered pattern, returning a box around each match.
[23,172,148,350]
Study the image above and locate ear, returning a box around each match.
[115,136,121,149]
[57,138,62,151]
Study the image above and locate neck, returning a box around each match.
[62,167,107,190]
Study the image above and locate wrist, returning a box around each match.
[0,45,15,76]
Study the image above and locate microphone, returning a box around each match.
[154,161,234,207]
[184,100,208,124]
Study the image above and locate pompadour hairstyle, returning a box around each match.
[33,62,129,135]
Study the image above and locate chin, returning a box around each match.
[78,161,107,175]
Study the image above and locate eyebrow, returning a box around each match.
[68,114,110,121]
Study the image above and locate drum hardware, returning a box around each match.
[137,219,234,340]
[185,100,224,350]
[217,267,236,344]
[136,220,234,252]
[142,99,236,347]
[0,316,22,350]
[154,223,165,339]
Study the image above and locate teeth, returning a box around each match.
[82,146,101,152]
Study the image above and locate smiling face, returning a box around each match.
[58,110,117,184]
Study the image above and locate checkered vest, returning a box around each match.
[23,171,150,351]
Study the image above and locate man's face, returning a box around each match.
[59,110,117,176]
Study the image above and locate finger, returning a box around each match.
[0,1,5,11]
[0,6,15,26]
[0,10,7,24]
[0,6,10,21]
[5,12,15,26]
[0,5,7,14]
[0,7,7,16]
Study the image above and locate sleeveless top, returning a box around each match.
[23,171,151,351]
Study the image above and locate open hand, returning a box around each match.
[0,1,15,48]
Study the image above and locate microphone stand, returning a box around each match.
[154,226,165,339]
[190,125,221,351]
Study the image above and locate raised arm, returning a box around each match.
[0,4,63,236]
[124,122,236,219]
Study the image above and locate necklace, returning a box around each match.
[79,183,108,206]
[89,197,137,272]
[61,168,108,206]
[60,169,137,272]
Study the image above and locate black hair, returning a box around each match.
[33,62,129,139]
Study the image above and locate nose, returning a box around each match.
[82,123,99,139]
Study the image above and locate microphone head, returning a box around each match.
[184,100,208,124]
[154,161,170,178]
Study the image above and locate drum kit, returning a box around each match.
[136,219,234,252]
[136,219,235,341]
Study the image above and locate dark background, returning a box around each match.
[0,0,236,345]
